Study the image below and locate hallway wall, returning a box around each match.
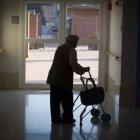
[106,0,122,106]
[106,0,139,107]
[120,0,139,107]
[1,0,19,89]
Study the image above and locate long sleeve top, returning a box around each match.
[69,48,85,75]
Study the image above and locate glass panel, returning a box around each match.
[26,3,59,39]
[25,43,98,84]
[66,4,100,40]
[74,44,99,84]
[25,43,59,83]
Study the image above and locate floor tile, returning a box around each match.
[0,90,140,140]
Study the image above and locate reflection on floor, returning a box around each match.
[0,90,140,140]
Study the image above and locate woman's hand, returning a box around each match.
[84,67,90,72]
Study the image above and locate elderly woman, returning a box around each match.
[47,34,90,124]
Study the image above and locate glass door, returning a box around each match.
[24,2,61,88]
[65,3,101,87]
[23,1,102,89]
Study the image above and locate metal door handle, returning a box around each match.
[0,49,4,52]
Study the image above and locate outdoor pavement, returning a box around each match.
[26,45,99,84]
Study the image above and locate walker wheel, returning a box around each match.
[91,109,100,117]
[101,113,111,122]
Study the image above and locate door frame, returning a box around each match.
[19,0,109,89]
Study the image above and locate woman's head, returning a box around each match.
[66,34,79,48]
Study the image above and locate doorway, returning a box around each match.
[23,1,103,89]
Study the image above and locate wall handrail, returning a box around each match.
[105,51,120,61]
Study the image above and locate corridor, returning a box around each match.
[0,90,140,140]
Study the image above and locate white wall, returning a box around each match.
[105,0,123,106]
[1,0,19,89]
[1,0,19,73]
[108,0,122,86]
[107,0,139,107]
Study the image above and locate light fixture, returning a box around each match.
[115,0,123,6]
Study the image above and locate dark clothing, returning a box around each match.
[47,43,87,122]
[50,85,73,122]
[47,43,74,90]
[69,48,86,75]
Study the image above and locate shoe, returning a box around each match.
[52,118,62,124]
[62,119,76,124]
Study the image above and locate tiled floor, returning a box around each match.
[0,90,140,140]
[26,45,99,84]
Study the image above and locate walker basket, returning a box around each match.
[80,86,105,106]
[80,75,105,106]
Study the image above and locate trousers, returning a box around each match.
[50,84,73,122]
